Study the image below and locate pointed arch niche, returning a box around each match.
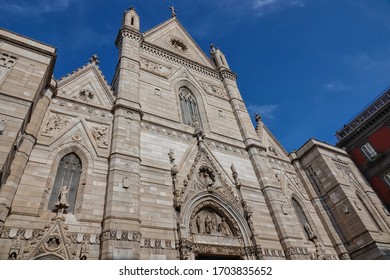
[48,153,82,213]
[42,144,92,217]
[291,196,316,241]
[179,87,202,128]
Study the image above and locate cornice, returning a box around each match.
[140,41,223,81]
[115,27,143,48]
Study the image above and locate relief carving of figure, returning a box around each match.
[196,216,204,234]
[218,217,231,236]
[211,218,217,232]
[199,166,215,189]
[204,215,212,234]
[173,189,182,211]
[47,236,60,250]
[42,114,70,137]
[91,126,109,147]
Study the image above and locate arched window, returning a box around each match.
[357,194,383,232]
[179,87,201,128]
[292,198,312,239]
[48,153,82,213]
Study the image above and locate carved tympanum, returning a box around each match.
[192,208,233,237]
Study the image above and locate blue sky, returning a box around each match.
[1,0,389,152]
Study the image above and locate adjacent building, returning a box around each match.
[0,7,389,260]
[336,88,390,211]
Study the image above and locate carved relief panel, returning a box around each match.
[90,125,109,148]
[0,52,17,84]
[41,113,71,137]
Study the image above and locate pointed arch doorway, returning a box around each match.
[179,197,255,260]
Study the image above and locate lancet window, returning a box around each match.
[48,153,82,213]
[179,87,202,128]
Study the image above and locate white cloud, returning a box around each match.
[247,104,278,119]
[0,0,74,15]
[325,82,350,93]
[252,0,305,15]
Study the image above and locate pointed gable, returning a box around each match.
[57,59,114,109]
[143,18,215,69]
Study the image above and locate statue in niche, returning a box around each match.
[304,222,317,240]
[196,216,204,234]
[173,189,182,211]
[204,215,212,234]
[211,218,217,232]
[198,166,215,189]
[218,218,231,236]
[59,186,69,206]
[46,236,60,250]
[54,185,69,219]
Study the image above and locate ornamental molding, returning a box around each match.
[141,42,222,82]
[115,28,143,47]
[100,230,142,243]
[140,57,174,78]
[51,98,113,119]
[99,229,176,250]
[199,80,228,100]
[268,157,294,169]
[142,122,247,156]
[1,225,100,245]
[284,246,308,257]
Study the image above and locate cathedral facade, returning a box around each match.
[0,8,389,260]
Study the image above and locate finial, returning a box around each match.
[169,6,177,17]
[89,54,100,65]
[129,6,135,11]
[255,113,262,123]
[210,44,217,52]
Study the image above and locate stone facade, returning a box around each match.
[0,8,389,260]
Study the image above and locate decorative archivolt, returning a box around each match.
[172,148,241,214]
[169,127,264,259]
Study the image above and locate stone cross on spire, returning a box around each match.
[89,54,100,65]
[169,6,177,17]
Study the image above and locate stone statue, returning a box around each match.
[231,163,237,174]
[218,217,231,236]
[196,216,204,234]
[8,252,17,260]
[168,149,175,164]
[205,215,212,234]
[56,186,69,208]
[211,218,217,232]
[304,222,316,240]
[54,185,70,219]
